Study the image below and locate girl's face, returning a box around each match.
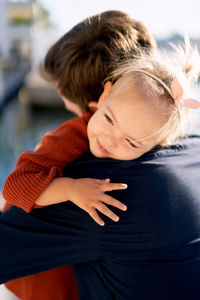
[87,81,163,160]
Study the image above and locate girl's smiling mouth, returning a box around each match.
[96,139,110,154]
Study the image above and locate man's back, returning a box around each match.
[64,134,200,299]
[0,134,200,299]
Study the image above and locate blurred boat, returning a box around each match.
[0,66,28,111]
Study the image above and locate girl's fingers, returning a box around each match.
[102,195,127,211]
[97,178,110,184]
[96,203,119,222]
[88,208,105,226]
[96,179,127,192]
[103,182,128,192]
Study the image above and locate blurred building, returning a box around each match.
[0,0,53,68]
[0,0,32,68]
[0,1,62,108]
[0,0,33,108]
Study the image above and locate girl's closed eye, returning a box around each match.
[125,138,138,148]
[104,113,114,125]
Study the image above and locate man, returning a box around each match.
[0,132,200,300]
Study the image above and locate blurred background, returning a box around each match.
[0,1,199,298]
[0,0,200,207]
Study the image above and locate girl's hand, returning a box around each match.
[68,178,127,226]
[34,130,54,151]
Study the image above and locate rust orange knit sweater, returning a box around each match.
[2,112,91,213]
[3,113,91,300]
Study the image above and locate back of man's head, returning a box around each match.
[42,10,156,112]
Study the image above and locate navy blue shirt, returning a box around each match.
[0,134,200,299]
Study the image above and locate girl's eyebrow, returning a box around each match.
[106,105,142,147]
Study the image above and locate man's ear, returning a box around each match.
[98,81,113,107]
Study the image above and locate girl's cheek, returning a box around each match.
[95,116,104,130]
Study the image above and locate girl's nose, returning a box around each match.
[104,127,123,148]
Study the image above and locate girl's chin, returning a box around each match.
[91,150,105,158]
[90,147,107,158]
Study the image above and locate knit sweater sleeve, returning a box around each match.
[2,113,91,213]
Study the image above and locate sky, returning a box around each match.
[39,0,199,39]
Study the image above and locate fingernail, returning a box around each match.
[123,205,127,211]
[100,222,105,226]
[122,184,128,188]
[115,216,119,222]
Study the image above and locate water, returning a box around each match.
[0,97,74,190]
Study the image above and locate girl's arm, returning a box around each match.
[2,113,91,213]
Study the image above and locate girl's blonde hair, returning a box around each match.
[109,39,200,146]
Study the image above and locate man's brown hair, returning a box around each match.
[42,10,156,112]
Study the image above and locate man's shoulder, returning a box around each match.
[64,135,200,179]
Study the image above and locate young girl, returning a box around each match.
[30,42,200,222]
[3,42,200,220]
[3,41,200,298]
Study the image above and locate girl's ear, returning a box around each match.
[98,81,113,107]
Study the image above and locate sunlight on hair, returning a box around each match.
[108,39,200,146]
